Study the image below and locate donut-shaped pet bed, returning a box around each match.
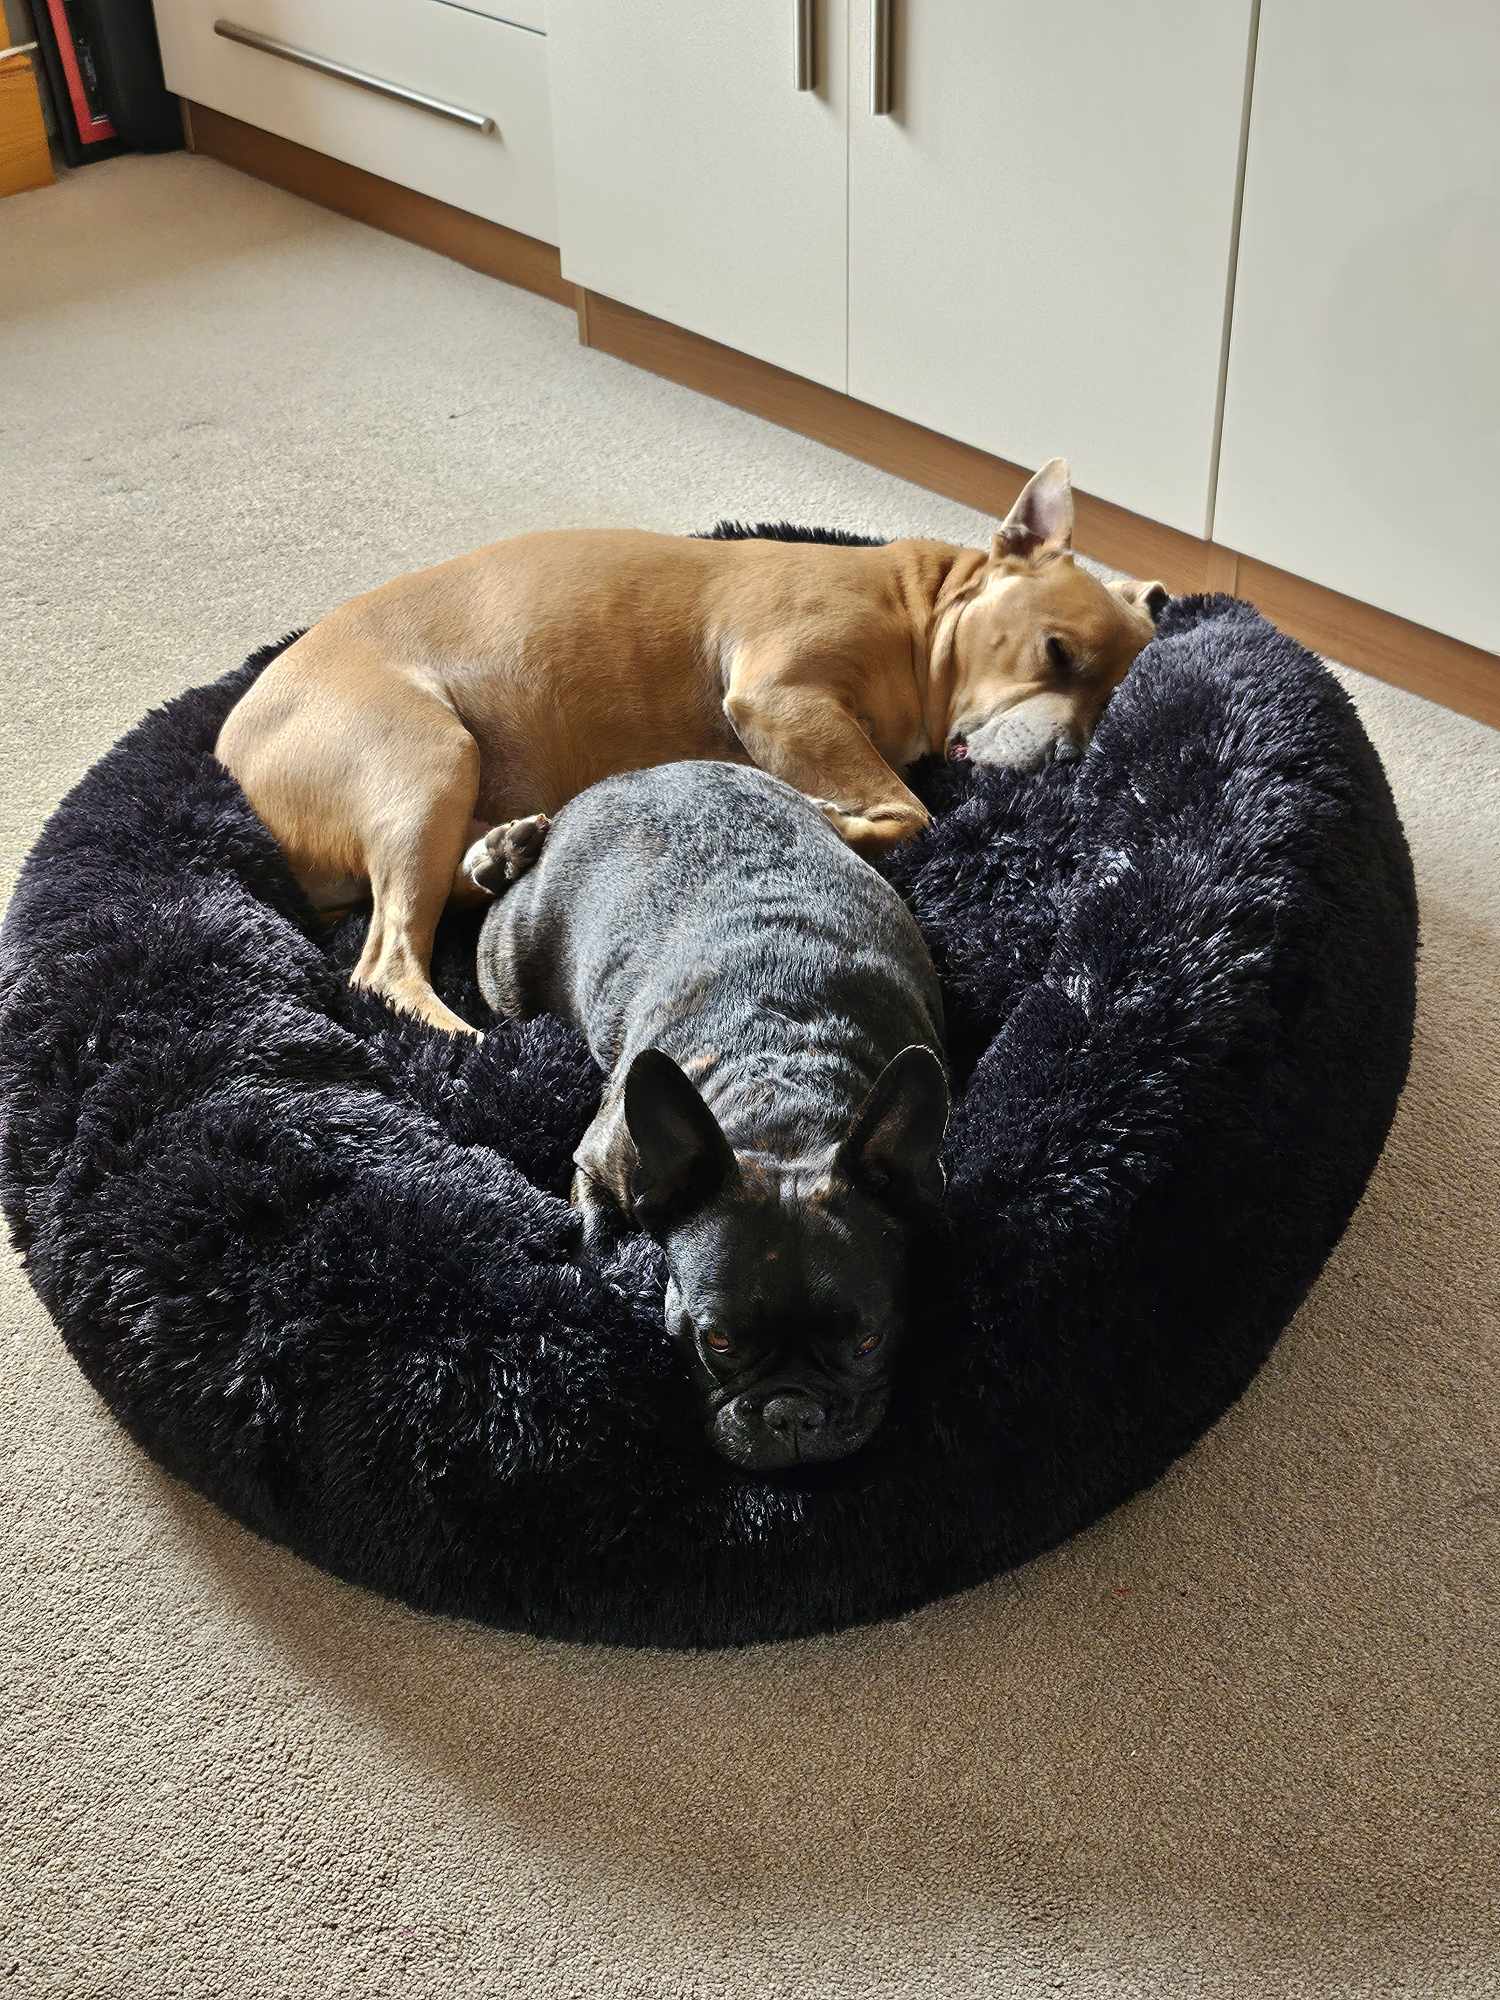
[0,570,1416,1648]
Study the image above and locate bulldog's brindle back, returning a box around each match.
[475,760,949,1472]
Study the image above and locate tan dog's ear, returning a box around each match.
[1110,576,1171,623]
[993,457,1074,562]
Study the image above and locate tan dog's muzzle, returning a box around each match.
[958,692,1086,770]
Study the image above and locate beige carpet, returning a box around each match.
[2,155,1497,2000]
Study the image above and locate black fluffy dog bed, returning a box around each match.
[0,568,1416,1647]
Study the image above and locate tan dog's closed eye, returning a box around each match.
[937,459,1166,771]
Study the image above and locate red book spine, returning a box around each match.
[43,0,115,144]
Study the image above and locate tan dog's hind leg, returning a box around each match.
[353,724,485,1037]
[220,653,490,1034]
[723,678,930,857]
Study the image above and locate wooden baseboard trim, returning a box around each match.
[184,102,572,309]
[1234,558,1500,728]
[578,293,1224,589]
[580,290,1500,732]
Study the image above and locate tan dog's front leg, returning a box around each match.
[723,680,930,858]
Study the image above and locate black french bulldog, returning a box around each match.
[473,760,948,1472]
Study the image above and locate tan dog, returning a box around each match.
[217,459,1165,1035]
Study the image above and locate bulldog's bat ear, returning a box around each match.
[993,457,1074,562]
[623,1048,734,1220]
[840,1045,950,1212]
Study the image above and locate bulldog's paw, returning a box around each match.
[571,1165,624,1256]
[464,814,551,895]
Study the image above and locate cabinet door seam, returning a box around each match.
[1204,0,1263,544]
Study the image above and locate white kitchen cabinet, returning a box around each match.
[548,0,850,390]
[1214,0,1500,654]
[155,0,557,241]
[846,0,1256,537]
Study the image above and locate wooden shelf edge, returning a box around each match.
[184,101,573,309]
[0,51,56,199]
[579,290,1500,734]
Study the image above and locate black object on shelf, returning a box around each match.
[31,0,180,165]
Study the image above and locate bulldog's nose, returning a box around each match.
[761,1392,828,1438]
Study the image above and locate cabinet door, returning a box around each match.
[848,0,1255,535]
[549,0,848,389]
[1214,1,1500,653]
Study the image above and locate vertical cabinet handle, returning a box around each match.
[794,0,815,91]
[870,0,893,115]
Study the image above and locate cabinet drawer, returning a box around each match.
[155,0,556,243]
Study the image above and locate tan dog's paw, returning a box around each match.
[812,798,931,856]
[464,815,551,895]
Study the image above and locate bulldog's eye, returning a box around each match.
[1046,635,1075,674]
[854,1331,884,1358]
[703,1328,733,1354]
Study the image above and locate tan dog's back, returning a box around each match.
[218,527,946,884]
[215,464,1164,1033]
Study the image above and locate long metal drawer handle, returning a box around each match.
[870,0,892,115]
[793,0,814,91]
[213,19,496,134]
